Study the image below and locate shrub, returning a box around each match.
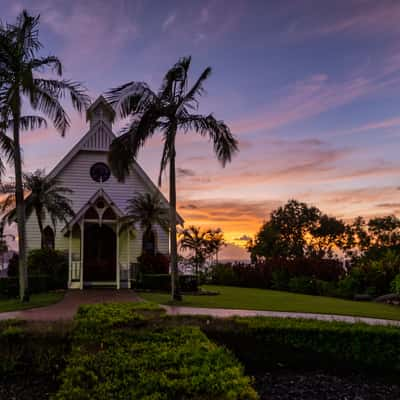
[0,275,52,298]
[210,258,343,291]
[391,273,400,295]
[27,249,68,289]
[353,249,400,296]
[137,252,169,274]
[55,303,258,400]
[211,263,240,286]
[314,279,337,297]
[6,253,19,277]
[0,320,70,376]
[270,269,289,290]
[288,276,316,295]
[203,317,400,373]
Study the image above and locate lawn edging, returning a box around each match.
[140,285,400,321]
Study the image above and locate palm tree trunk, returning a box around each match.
[169,140,181,301]
[12,104,29,301]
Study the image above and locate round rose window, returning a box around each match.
[90,162,111,183]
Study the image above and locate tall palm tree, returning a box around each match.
[1,170,74,248]
[0,10,90,300]
[121,192,169,253]
[106,56,238,300]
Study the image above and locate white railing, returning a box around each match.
[70,261,81,282]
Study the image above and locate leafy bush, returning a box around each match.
[6,253,19,277]
[204,317,400,373]
[55,303,258,400]
[270,269,290,290]
[0,319,70,376]
[210,258,343,292]
[391,273,400,295]
[137,252,169,274]
[352,249,400,296]
[288,276,316,294]
[27,249,68,289]
[314,279,337,297]
[0,275,52,298]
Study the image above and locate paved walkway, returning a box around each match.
[1,291,399,326]
[164,306,400,327]
[0,289,139,321]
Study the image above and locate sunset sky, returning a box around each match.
[2,0,400,259]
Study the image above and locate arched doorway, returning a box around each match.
[142,229,156,256]
[42,226,55,249]
[83,224,116,282]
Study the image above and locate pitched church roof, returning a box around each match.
[47,96,184,224]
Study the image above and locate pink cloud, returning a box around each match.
[232,71,400,136]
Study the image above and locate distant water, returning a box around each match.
[218,259,251,264]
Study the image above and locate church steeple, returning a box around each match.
[86,96,116,129]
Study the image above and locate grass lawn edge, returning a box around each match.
[0,291,65,314]
[139,285,400,321]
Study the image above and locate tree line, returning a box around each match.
[248,199,400,263]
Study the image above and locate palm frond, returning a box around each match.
[34,79,90,114]
[179,114,238,166]
[28,56,62,75]
[8,115,48,131]
[158,56,191,101]
[0,132,14,164]
[105,81,157,119]
[109,106,162,181]
[182,67,211,109]
[29,83,70,135]
[108,132,135,182]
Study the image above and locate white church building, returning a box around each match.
[25,96,173,289]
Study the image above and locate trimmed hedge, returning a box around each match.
[27,249,68,289]
[0,275,52,298]
[136,273,198,292]
[211,259,343,290]
[54,302,258,400]
[203,317,400,373]
[0,319,70,376]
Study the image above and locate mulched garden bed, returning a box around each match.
[0,374,59,400]
[253,369,400,400]
[1,368,399,399]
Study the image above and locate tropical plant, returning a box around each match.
[0,10,90,300]
[179,225,216,283]
[106,56,238,300]
[121,192,169,255]
[1,169,74,248]
[206,228,226,264]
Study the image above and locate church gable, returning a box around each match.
[45,95,182,223]
[81,121,115,151]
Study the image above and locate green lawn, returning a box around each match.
[0,291,65,313]
[140,285,400,321]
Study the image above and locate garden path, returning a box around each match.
[1,291,399,326]
[163,305,400,327]
[0,289,139,321]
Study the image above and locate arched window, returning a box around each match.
[43,226,55,250]
[142,230,156,256]
[84,207,98,219]
[102,207,117,220]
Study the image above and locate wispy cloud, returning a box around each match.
[233,71,400,135]
[162,13,176,31]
